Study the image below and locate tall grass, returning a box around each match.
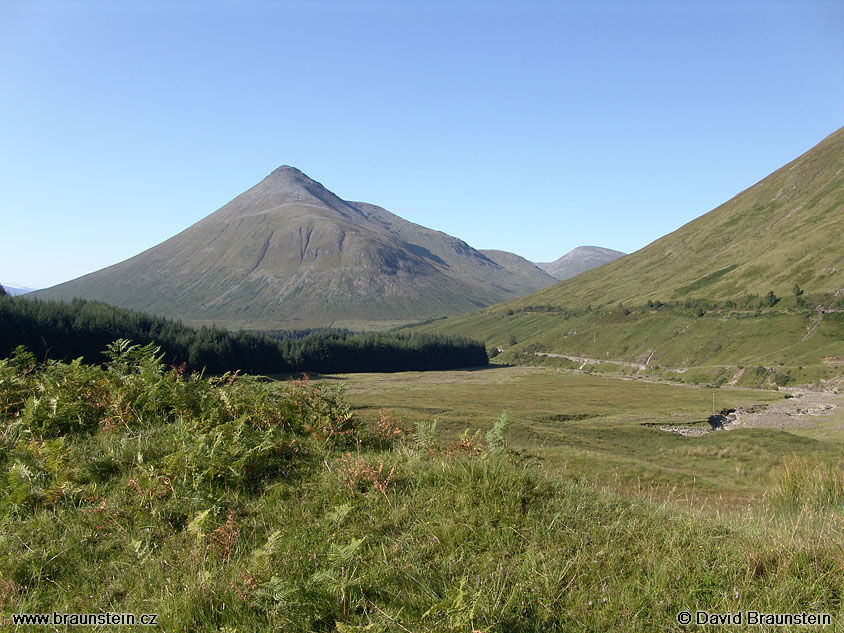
[773,456,844,510]
[1,344,844,631]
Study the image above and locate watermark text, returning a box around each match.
[8,612,158,627]
[677,610,831,627]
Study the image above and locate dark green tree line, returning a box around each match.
[0,295,487,374]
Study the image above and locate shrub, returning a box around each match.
[764,290,779,307]
[374,408,405,446]
[413,419,438,451]
[0,341,364,512]
[485,411,508,454]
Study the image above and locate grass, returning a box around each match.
[414,303,844,387]
[3,347,844,631]
[9,445,844,631]
[773,455,844,510]
[334,366,844,507]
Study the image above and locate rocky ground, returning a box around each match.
[659,385,844,437]
[725,388,843,431]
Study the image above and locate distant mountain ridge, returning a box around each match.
[1,284,38,296]
[35,166,557,329]
[536,246,625,281]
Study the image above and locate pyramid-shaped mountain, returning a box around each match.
[36,167,556,329]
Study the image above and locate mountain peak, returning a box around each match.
[268,165,309,179]
[264,165,323,189]
[537,246,625,281]
[248,164,350,212]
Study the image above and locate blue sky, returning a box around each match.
[1,0,842,289]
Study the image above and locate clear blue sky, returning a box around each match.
[1,0,842,289]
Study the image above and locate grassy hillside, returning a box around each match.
[519,126,844,307]
[416,127,844,383]
[3,350,844,631]
[415,298,844,386]
[35,167,555,330]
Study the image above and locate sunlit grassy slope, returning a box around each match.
[414,304,844,386]
[514,126,844,306]
[416,127,844,380]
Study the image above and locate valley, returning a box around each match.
[6,108,844,633]
[5,2,843,629]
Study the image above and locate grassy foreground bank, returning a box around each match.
[1,346,842,631]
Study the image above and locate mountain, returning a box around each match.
[536,246,625,281]
[34,166,556,330]
[1,284,38,296]
[415,126,844,384]
[523,127,844,307]
[479,249,560,287]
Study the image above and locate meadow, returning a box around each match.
[2,346,844,631]
[334,366,844,507]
